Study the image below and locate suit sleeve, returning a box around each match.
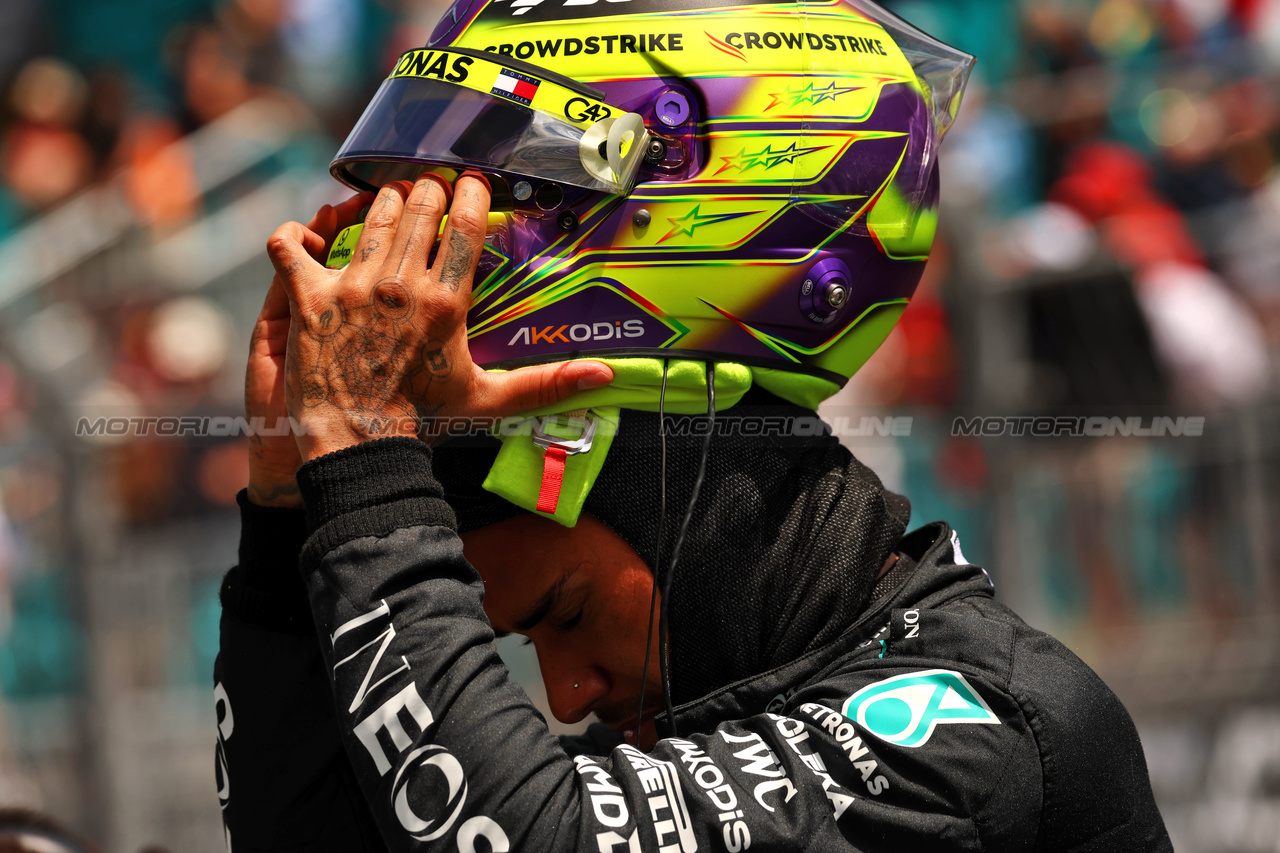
[1009,628,1173,852]
[290,438,1054,852]
[215,491,386,852]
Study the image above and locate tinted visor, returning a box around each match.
[332,74,635,197]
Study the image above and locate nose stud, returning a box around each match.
[573,682,580,689]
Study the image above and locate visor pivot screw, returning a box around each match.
[656,90,691,127]
[644,138,667,165]
[513,181,533,202]
[557,211,579,232]
[800,258,853,324]
[633,208,651,228]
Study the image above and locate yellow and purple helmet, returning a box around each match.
[330,0,973,408]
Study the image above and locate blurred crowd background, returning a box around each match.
[0,0,1277,849]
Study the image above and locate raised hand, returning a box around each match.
[245,192,372,506]
[264,172,613,462]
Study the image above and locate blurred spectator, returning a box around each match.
[1224,169,1280,323]
[1135,261,1271,405]
[145,297,233,385]
[942,89,1038,214]
[0,58,94,210]
[118,116,199,226]
[179,25,256,126]
[0,808,173,853]
[1049,141,1272,404]
[0,808,96,853]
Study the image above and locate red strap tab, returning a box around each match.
[536,445,569,514]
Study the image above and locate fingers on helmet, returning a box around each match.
[265,221,326,305]
[351,181,413,270]
[476,360,614,418]
[387,172,452,281]
[430,172,492,301]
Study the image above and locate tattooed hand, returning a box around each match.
[265,172,613,461]
[247,192,374,506]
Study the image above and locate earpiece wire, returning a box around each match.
[657,361,716,738]
[634,358,670,740]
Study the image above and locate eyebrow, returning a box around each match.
[513,566,579,633]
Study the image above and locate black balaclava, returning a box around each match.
[433,386,910,706]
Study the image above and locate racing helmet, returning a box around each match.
[330,0,973,408]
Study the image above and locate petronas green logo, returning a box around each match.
[842,670,1000,748]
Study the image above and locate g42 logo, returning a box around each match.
[506,0,631,16]
[564,97,612,123]
[842,670,1000,748]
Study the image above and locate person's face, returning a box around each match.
[461,513,665,750]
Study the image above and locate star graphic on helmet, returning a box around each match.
[714,142,832,175]
[766,81,862,112]
[658,205,761,243]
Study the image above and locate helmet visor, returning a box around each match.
[331,49,647,198]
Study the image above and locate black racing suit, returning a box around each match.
[214,438,1172,851]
